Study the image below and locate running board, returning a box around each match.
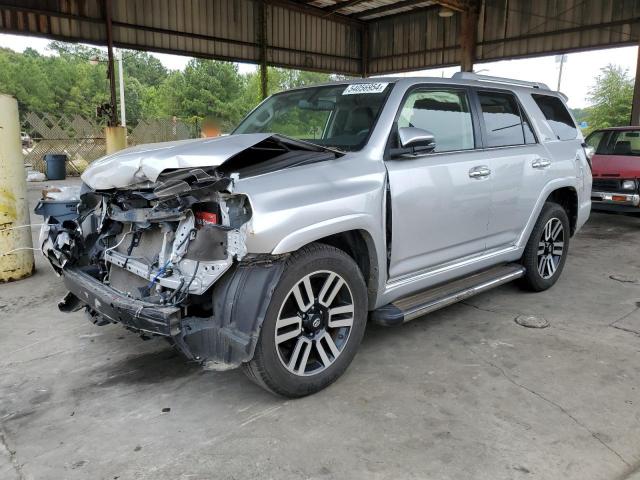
[371,264,525,326]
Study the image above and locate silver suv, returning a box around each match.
[42,73,591,397]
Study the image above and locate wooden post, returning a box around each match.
[104,0,118,127]
[631,42,640,126]
[259,1,268,100]
[459,4,479,72]
[361,25,369,78]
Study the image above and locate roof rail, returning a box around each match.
[451,72,551,91]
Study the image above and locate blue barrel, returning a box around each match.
[44,154,67,180]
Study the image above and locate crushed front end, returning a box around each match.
[40,167,284,369]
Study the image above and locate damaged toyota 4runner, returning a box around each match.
[42,74,591,397]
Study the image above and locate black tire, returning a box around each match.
[520,202,570,292]
[242,243,368,397]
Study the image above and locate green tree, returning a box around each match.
[586,65,634,129]
[0,41,349,133]
[0,48,55,112]
[159,59,249,130]
[122,51,167,85]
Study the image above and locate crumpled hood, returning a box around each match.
[82,133,273,190]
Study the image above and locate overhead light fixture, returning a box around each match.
[438,7,455,17]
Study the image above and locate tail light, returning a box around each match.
[582,143,594,170]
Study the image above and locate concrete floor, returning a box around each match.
[1,180,640,480]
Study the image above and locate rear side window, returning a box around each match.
[478,91,536,147]
[532,94,578,141]
[397,89,475,152]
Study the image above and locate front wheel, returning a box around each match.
[243,243,368,397]
[520,202,570,291]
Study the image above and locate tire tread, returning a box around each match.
[520,201,570,292]
[242,242,367,397]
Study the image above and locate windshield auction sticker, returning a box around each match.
[342,82,389,95]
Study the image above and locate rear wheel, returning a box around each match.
[243,243,367,397]
[520,202,570,291]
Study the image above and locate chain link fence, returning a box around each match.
[22,113,200,175]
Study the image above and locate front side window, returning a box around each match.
[585,130,605,152]
[397,89,475,152]
[234,83,392,151]
[532,94,578,141]
[478,91,535,147]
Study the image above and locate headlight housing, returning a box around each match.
[622,180,636,190]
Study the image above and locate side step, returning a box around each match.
[371,264,525,326]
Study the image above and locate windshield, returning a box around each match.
[233,82,392,151]
[591,130,640,157]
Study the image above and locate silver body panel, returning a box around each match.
[80,76,592,310]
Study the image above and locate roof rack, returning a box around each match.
[451,72,551,91]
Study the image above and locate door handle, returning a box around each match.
[469,166,491,178]
[532,158,551,169]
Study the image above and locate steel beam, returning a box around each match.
[267,0,363,26]
[353,0,436,19]
[324,0,369,14]
[432,0,473,12]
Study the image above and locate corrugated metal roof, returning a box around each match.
[368,0,640,74]
[0,0,638,76]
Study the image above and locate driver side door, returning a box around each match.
[385,87,492,279]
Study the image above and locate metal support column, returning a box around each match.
[460,3,479,72]
[632,42,640,126]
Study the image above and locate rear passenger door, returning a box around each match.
[473,89,550,249]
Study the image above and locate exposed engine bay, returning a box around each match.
[39,167,284,369]
[41,167,248,310]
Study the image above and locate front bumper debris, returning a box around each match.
[63,267,182,336]
[60,254,287,370]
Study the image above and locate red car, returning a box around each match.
[587,126,640,213]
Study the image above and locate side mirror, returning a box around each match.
[391,127,436,158]
[584,145,595,161]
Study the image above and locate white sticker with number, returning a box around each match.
[342,82,389,95]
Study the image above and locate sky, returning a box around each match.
[0,33,636,109]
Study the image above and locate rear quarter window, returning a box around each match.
[532,94,578,141]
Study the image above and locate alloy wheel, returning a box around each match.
[537,217,564,279]
[274,270,354,376]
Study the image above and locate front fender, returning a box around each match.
[270,214,378,254]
